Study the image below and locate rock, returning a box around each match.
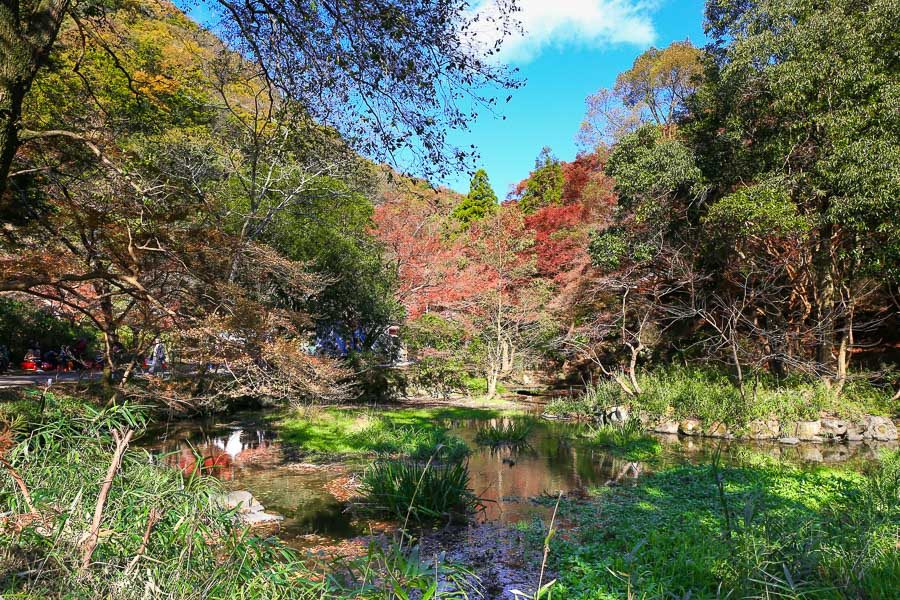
[793,420,822,442]
[221,490,263,514]
[652,420,679,434]
[748,419,780,440]
[798,445,823,462]
[240,511,284,526]
[820,418,848,439]
[846,421,866,441]
[679,418,702,436]
[606,405,629,425]
[864,416,898,441]
[779,437,800,445]
[706,421,729,438]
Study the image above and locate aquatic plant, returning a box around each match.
[587,419,661,461]
[360,459,479,524]
[474,419,533,446]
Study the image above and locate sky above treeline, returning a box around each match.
[180,0,708,200]
[443,0,708,198]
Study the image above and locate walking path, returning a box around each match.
[0,371,100,389]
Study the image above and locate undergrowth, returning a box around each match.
[0,400,481,598]
[545,367,896,426]
[550,450,900,599]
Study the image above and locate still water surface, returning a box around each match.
[144,408,891,549]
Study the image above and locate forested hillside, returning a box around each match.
[376,4,900,419]
[1,1,898,598]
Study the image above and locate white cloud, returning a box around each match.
[469,0,658,64]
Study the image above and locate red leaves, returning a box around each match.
[525,203,590,281]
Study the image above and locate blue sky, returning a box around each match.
[441,0,708,198]
[180,0,708,199]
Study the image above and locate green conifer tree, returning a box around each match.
[452,168,499,229]
[519,147,564,213]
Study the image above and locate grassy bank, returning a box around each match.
[546,367,897,426]
[586,420,661,461]
[546,450,899,598]
[0,399,483,598]
[276,406,508,458]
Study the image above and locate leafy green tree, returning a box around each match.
[694,0,900,370]
[519,147,564,214]
[0,0,520,200]
[452,168,498,229]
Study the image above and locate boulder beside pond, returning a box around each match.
[652,420,679,434]
[678,418,702,436]
[820,418,848,439]
[864,416,898,441]
[748,419,780,440]
[216,490,284,526]
[793,420,822,442]
[605,405,629,425]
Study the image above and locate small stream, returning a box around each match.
[143,406,893,551]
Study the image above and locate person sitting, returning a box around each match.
[42,349,58,370]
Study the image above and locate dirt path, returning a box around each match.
[0,370,100,389]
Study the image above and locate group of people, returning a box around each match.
[21,338,96,372]
[14,338,168,374]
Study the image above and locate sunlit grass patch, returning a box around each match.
[587,419,661,461]
[277,408,470,459]
[551,451,899,599]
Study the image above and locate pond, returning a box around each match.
[143,404,893,552]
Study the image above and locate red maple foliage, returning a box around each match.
[524,203,590,281]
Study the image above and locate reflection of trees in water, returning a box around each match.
[151,426,282,479]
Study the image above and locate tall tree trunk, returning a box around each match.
[0,0,70,197]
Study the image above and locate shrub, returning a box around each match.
[360,459,479,524]
[409,355,466,398]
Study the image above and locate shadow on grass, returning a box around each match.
[552,457,899,599]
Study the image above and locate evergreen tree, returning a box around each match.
[452,168,498,228]
[519,147,564,213]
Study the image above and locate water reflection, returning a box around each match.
[143,410,894,548]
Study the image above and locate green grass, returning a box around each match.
[544,367,896,427]
[359,459,479,524]
[0,400,483,598]
[474,419,533,446]
[549,450,900,599]
[587,419,661,461]
[277,408,474,460]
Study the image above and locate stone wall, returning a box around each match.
[647,414,898,444]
